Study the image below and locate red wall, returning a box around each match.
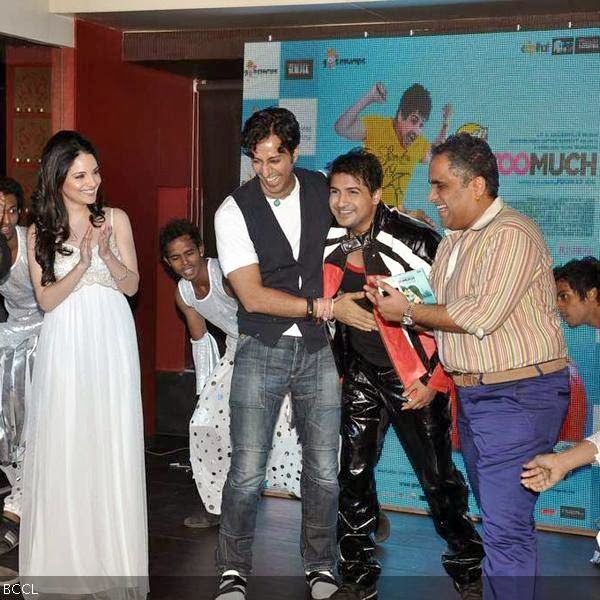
[74,20,193,433]
[156,187,189,371]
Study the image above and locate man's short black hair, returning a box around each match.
[431,133,500,199]
[397,83,432,122]
[159,219,203,258]
[0,177,25,211]
[328,149,383,195]
[554,256,600,303]
[241,107,300,158]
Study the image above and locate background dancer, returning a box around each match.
[159,219,302,528]
[521,256,600,564]
[0,177,44,582]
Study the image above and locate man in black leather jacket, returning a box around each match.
[323,149,484,600]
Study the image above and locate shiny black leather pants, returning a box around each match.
[338,354,484,587]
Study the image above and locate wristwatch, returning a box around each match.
[401,302,415,327]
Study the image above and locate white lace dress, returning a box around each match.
[20,217,148,599]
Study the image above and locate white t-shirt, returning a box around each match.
[215,176,302,336]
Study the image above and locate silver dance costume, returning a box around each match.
[0,226,43,517]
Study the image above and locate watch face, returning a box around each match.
[401,315,414,327]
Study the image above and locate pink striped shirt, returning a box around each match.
[429,198,566,373]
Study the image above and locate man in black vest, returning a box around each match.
[213,108,374,600]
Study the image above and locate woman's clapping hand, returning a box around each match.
[78,225,94,271]
[98,222,113,262]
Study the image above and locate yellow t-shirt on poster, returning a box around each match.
[362,115,429,209]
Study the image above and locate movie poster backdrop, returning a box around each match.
[242,28,600,532]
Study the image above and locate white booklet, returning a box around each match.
[380,268,437,304]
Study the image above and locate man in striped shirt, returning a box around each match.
[367,134,569,600]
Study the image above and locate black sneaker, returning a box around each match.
[0,565,18,585]
[306,571,338,599]
[454,578,483,600]
[0,516,19,556]
[330,583,377,600]
[214,571,247,599]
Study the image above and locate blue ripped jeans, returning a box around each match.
[216,334,341,576]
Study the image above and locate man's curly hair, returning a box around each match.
[554,256,600,303]
[241,107,300,158]
[159,219,203,258]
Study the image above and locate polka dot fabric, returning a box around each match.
[189,349,301,514]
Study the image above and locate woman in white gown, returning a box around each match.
[20,131,147,599]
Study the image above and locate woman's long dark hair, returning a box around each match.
[30,131,105,286]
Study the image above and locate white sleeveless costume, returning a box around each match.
[20,210,148,599]
[182,258,302,514]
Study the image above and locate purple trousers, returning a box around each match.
[456,368,570,600]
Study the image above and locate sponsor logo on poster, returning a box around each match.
[559,505,586,520]
[322,47,366,69]
[552,37,575,55]
[285,59,314,80]
[243,42,281,100]
[244,59,277,78]
[521,41,550,54]
[575,36,600,54]
[520,37,581,56]
[245,59,257,78]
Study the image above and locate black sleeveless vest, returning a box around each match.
[231,168,332,353]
